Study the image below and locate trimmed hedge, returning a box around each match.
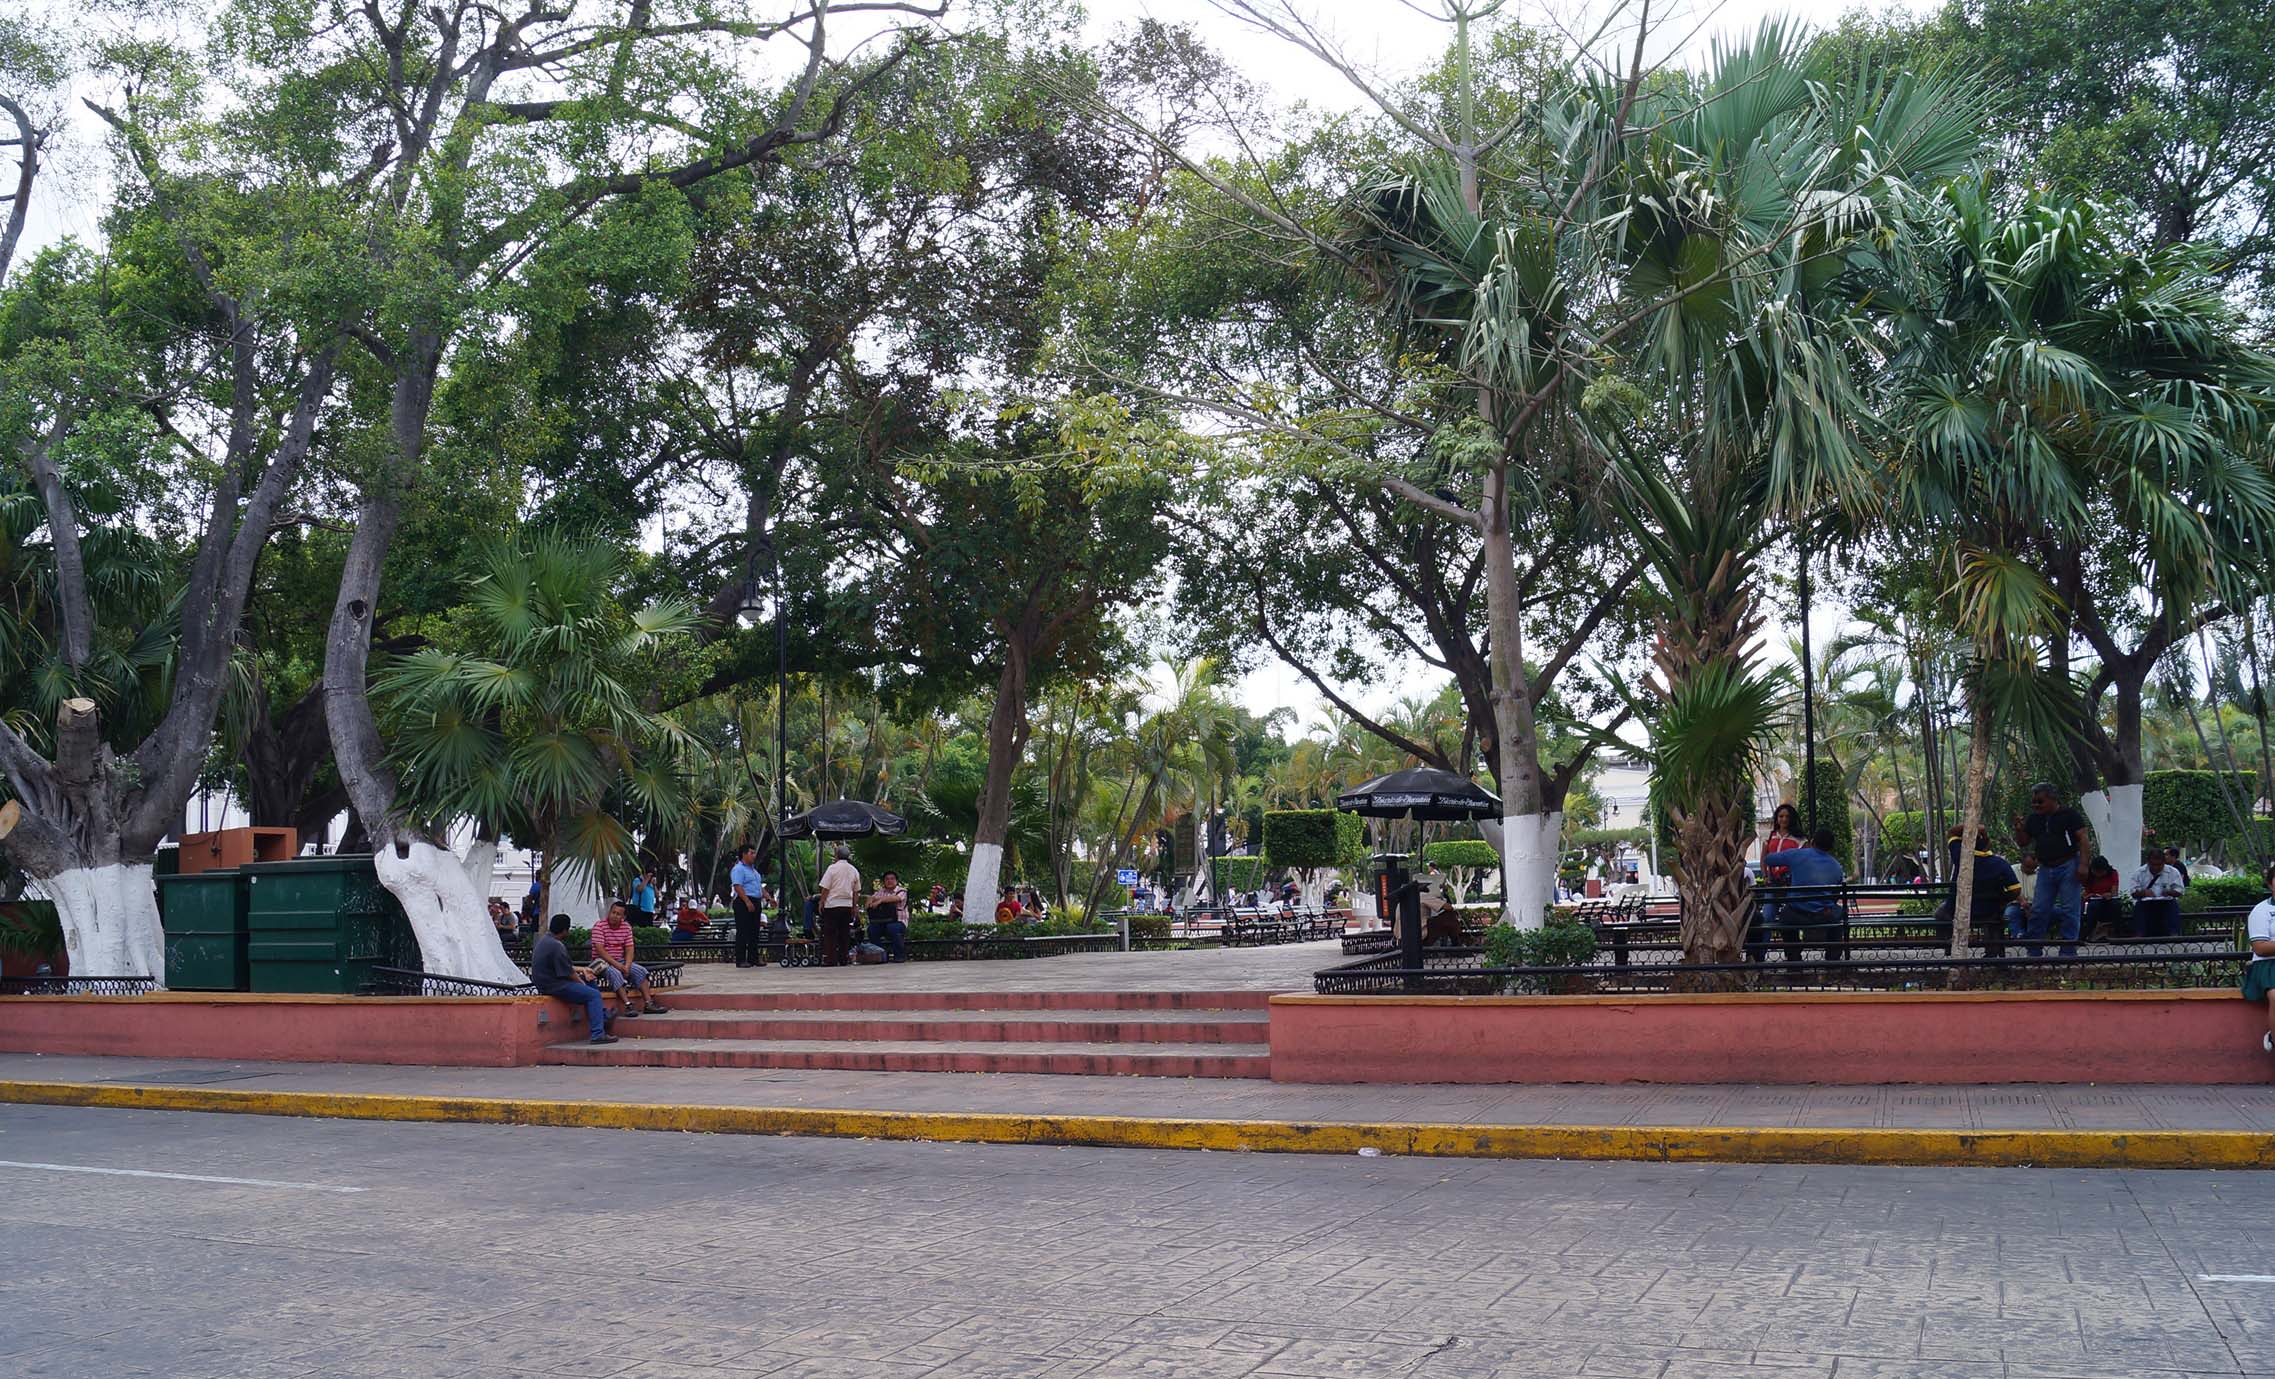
[2145,770,2257,849]
[1423,839,1500,870]
[1263,810,1342,871]
[1215,856,1265,893]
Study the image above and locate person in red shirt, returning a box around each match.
[1750,803,1804,961]
[588,901,667,1016]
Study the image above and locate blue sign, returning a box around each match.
[1116,869,1140,886]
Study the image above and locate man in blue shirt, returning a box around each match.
[729,844,766,968]
[1761,828,1846,963]
[628,869,659,929]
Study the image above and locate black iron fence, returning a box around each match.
[1315,945,2250,996]
[0,974,159,996]
[361,966,540,997]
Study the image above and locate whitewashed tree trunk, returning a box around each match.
[1490,810,1562,929]
[373,840,527,986]
[2078,783,2142,873]
[964,842,1004,928]
[460,836,498,903]
[549,856,608,930]
[46,864,164,985]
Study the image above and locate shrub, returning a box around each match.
[1129,913,1172,942]
[1423,838,1500,904]
[1880,810,1925,860]
[2180,874,2266,911]
[2145,770,2256,850]
[1482,918,1598,968]
[1214,856,1265,894]
[633,926,672,949]
[1263,810,1341,870]
[0,900,63,960]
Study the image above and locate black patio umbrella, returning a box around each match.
[778,799,909,840]
[1335,767,1500,821]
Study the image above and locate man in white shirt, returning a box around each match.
[2127,853,2187,940]
[2242,862,2275,1054]
[816,843,863,967]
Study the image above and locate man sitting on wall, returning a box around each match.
[530,914,618,1045]
[587,901,668,1017]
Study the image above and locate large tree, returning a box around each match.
[97,0,947,979]
[0,46,356,978]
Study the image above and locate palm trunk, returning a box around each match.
[1672,792,1753,966]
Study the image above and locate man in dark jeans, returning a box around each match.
[1764,828,1847,961]
[730,843,766,968]
[530,914,618,1044]
[2013,783,2092,957]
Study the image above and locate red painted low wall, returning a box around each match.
[1269,990,2275,1085]
[0,994,561,1067]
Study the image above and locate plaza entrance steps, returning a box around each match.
[537,988,1274,1077]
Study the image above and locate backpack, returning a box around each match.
[851,942,888,965]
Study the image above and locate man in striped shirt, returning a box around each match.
[588,901,668,1017]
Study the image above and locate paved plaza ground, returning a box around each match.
[6,1102,2275,1378]
[678,940,1340,993]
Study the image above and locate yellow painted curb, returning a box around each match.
[5,1079,2270,1169]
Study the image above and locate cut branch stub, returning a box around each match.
[0,798,19,840]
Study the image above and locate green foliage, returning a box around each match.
[1880,811,1926,858]
[1802,759,1853,869]
[2182,875,2268,911]
[1483,919,1600,969]
[1262,810,1341,872]
[1214,856,1265,893]
[1423,839,1500,871]
[372,534,704,898]
[2145,770,2256,849]
[1128,913,1172,943]
[0,900,62,959]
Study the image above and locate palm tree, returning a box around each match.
[1593,31,1987,965]
[374,533,704,937]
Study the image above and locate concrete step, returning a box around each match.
[653,990,1275,1013]
[619,1008,1269,1046]
[538,1037,1271,1078]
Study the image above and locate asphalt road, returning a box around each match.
[2,1105,2273,1378]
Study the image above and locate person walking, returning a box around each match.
[817,843,862,967]
[2013,783,2092,958]
[729,844,765,968]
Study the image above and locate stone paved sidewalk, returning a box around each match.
[678,939,1340,993]
[11,1051,2275,1132]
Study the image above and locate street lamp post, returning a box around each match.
[738,539,788,948]
[1799,531,1817,838]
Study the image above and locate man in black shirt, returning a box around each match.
[530,914,618,1044]
[2013,783,2092,958]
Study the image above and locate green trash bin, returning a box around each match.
[157,869,251,992]
[244,854,422,994]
